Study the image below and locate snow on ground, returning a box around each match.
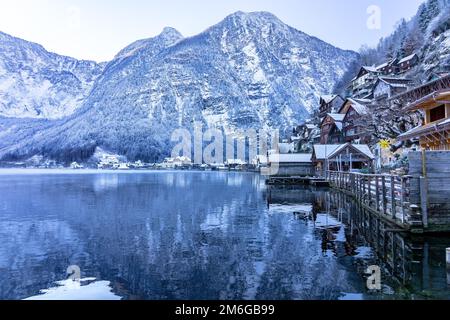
[24,278,122,300]
[354,246,374,259]
[269,203,313,215]
[313,214,342,229]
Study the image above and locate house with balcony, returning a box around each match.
[376,58,399,76]
[312,143,375,176]
[373,77,415,100]
[320,113,345,144]
[347,66,380,98]
[398,89,450,150]
[339,98,372,144]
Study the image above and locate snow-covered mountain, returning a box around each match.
[0,11,359,162]
[0,31,104,119]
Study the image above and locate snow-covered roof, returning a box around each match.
[346,98,370,115]
[226,159,246,165]
[398,117,450,141]
[362,66,378,73]
[398,53,418,64]
[321,95,338,104]
[313,145,343,160]
[327,113,345,122]
[269,153,312,164]
[351,145,375,159]
[376,62,389,70]
[313,144,375,160]
[376,76,414,89]
[278,143,294,154]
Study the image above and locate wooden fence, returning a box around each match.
[326,171,421,229]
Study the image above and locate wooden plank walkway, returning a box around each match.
[325,171,424,232]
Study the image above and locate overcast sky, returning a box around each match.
[0,0,425,62]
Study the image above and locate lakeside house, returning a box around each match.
[312,143,375,176]
[398,89,450,150]
[268,153,314,177]
[162,156,193,169]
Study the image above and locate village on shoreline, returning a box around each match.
[3,52,449,180]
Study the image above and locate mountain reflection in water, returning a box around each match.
[0,170,448,300]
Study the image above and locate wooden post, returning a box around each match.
[420,176,429,229]
[368,176,372,206]
[375,176,380,212]
[382,176,387,215]
[422,149,427,178]
[400,177,406,223]
[446,248,450,269]
[390,176,396,219]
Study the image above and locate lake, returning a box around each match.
[0,170,448,300]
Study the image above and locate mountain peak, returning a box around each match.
[224,11,283,24]
[160,26,182,38]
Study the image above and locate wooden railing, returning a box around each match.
[326,171,417,227]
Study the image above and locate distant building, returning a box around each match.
[376,58,399,75]
[347,66,380,98]
[398,89,450,150]
[318,95,345,119]
[312,144,375,176]
[320,113,345,144]
[397,53,419,74]
[373,77,415,100]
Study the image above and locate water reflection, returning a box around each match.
[0,171,448,300]
[268,186,450,299]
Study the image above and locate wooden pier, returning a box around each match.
[266,176,329,186]
[325,171,424,232]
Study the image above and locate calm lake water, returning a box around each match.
[0,170,448,300]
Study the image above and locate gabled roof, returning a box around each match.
[320,113,345,129]
[338,98,370,115]
[398,53,418,64]
[353,66,380,81]
[374,76,414,89]
[313,143,375,160]
[376,58,398,70]
[313,145,343,160]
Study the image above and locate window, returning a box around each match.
[429,105,446,123]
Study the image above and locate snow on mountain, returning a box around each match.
[0,31,103,119]
[0,12,359,162]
